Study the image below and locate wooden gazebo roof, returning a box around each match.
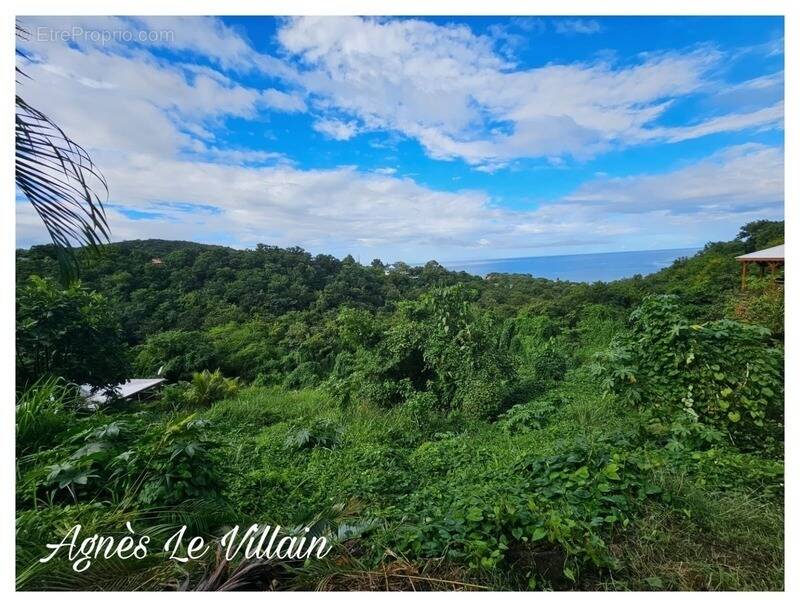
[735,244,784,288]
[735,244,784,262]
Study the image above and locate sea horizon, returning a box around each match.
[440,246,701,283]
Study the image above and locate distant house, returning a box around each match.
[735,244,784,288]
[150,257,164,266]
[80,378,166,409]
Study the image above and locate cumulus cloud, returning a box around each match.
[14,16,785,261]
[560,144,783,214]
[312,118,360,140]
[276,16,783,166]
[262,88,307,112]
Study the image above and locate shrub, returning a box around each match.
[572,304,625,361]
[184,370,239,408]
[454,372,509,421]
[134,330,218,381]
[498,396,563,432]
[284,418,344,451]
[335,286,518,420]
[282,361,320,389]
[16,276,130,389]
[727,277,784,339]
[594,295,783,447]
[157,382,191,411]
[23,413,222,507]
[16,377,77,456]
[387,434,661,583]
[132,415,221,505]
[402,391,440,419]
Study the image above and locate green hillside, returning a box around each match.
[15,220,784,590]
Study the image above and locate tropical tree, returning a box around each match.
[16,276,131,389]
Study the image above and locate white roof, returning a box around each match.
[80,378,165,404]
[736,244,784,261]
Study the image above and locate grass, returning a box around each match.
[16,374,784,590]
[219,380,783,590]
[597,489,784,590]
[201,377,783,590]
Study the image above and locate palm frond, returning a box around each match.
[15,24,110,281]
[15,96,110,246]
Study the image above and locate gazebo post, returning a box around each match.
[735,245,783,290]
[768,261,778,280]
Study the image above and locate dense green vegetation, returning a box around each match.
[15,220,784,590]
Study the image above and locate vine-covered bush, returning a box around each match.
[329,285,517,420]
[498,395,564,432]
[727,277,784,339]
[385,434,662,585]
[594,295,783,447]
[134,330,219,381]
[284,418,344,451]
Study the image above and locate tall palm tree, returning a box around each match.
[15,24,110,282]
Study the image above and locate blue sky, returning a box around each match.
[16,16,784,263]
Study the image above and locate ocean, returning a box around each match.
[442,247,700,283]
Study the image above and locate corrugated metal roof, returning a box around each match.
[735,244,784,261]
[80,378,165,404]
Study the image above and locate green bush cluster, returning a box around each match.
[728,276,784,339]
[16,390,221,508]
[593,295,783,447]
[284,418,344,451]
[327,285,519,420]
[16,276,130,389]
[158,369,239,410]
[498,395,564,432]
[386,434,662,584]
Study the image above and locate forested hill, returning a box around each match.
[16,220,783,346]
[15,220,785,590]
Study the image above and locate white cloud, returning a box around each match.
[560,144,784,215]
[312,118,360,140]
[26,16,264,73]
[15,18,313,169]
[133,16,261,71]
[16,142,784,261]
[657,102,783,142]
[188,142,289,165]
[262,88,307,112]
[18,40,263,160]
[14,17,785,261]
[276,16,782,165]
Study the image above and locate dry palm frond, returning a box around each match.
[180,545,291,591]
[311,554,488,591]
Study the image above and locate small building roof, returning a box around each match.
[735,244,784,262]
[80,378,165,405]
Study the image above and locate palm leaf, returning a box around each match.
[15,24,110,281]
